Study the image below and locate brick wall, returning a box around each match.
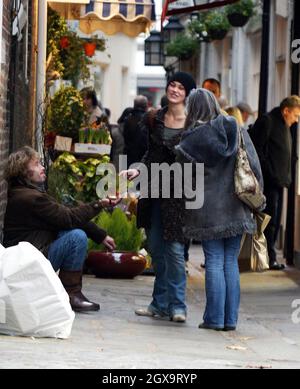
[0,0,36,242]
[0,0,12,242]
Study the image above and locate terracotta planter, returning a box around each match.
[227,13,250,27]
[84,42,96,57]
[86,251,147,279]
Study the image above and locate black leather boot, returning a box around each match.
[59,270,100,312]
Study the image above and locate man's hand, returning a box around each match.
[119,169,140,181]
[103,235,116,251]
[99,197,122,208]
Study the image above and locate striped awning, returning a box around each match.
[161,0,239,25]
[49,0,156,37]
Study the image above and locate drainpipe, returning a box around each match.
[258,0,271,116]
[29,0,38,147]
[285,0,300,266]
[35,0,47,155]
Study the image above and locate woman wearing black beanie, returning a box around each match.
[120,72,196,323]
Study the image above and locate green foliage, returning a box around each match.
[225,0,256,17]
[166,33,199,60]
[47,6,68,77]
[47,166,74,204]
[188,18,209,42]
[50,152,110,203]
[47,86,86,140]
[203,10,231,33]
[88,208,144,252]
[47,6,95,86]
[60,32,91,86]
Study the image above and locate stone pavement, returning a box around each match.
[0,244,300,369]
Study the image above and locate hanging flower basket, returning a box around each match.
[203,10,231,41]
[209,29,229,41]
[84,42,96,57]
[225,0,255,28]
[227,12,250,27]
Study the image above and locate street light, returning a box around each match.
[144,30,164,66]
[162,16,184,44]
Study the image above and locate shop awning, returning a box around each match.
[161,0,239,24]
[48,0,156,37]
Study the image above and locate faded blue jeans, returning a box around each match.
[48,229,88,272]
[146,200,187,317]
[202,235,242,329]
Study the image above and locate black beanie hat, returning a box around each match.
[166,72,196,97]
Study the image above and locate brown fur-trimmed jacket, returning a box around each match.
[3,178,107,255]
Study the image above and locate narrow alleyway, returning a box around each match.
[0,244,300,369]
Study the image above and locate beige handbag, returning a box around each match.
[234,129,266,211]
[239,212,271,272]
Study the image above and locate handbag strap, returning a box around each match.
[237,127,246,150]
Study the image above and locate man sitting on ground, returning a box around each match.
[3,146,119,312]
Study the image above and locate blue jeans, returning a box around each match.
[202,235,242,328]
[48,229,88,272]
[146,201,187,316]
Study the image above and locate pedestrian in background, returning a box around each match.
[123,95,149,168]
[250,96,300,270]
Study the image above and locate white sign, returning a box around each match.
[168,0,194,10]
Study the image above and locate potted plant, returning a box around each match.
[166,33,198,60]
[47,6,91,86]
[203,10,231,41]
[47,85,86,142]
[49,152,111,203]
[225,0,256,27]
[188,18,210,43]
[86,208,147,279]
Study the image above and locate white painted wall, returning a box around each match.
[73,24,139,124]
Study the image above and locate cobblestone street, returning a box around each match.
[1,245,300,369]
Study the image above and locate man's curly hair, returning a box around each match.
[5,146,40,181]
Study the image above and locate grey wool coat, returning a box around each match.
[176,115,264,241]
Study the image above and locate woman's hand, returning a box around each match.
[119,169,140,181]
[102,235,116,251]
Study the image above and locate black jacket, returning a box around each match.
[137,107,185,243]
[3,179,107,256]
[249,107,292,188]
[123,108,148,167]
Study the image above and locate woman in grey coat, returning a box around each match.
[176,88,264,331]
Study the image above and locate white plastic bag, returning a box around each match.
[0,242,75,338]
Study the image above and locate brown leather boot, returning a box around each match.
[59,270,100,312]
